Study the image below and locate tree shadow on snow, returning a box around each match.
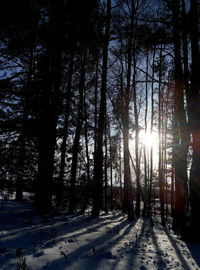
[164,229,193,270]
[185,243,200,268]
[0,201,129,269]
[45,217,135,270]
[0,202,123,249]
[117,218,146,270]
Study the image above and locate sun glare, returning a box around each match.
[140,130,159,149]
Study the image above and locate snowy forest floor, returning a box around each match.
[1,200,200,270]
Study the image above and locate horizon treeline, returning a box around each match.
[0,0,200,241]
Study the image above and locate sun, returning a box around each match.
[140,130,159,149]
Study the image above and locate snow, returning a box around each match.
[0,200,200,270]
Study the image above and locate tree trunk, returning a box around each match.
[108,119,113,211]
[148,45,156,217]
[35,1,63,213]
[171,0,188,231]
[158,47,165,227]
[189,0,200,235]
[92,0,111,218]
[80,88,91,214]
[56,50,74,206]
[104,121,108,213]
[121,1,135,221]
[119,132,123,207]
[133,35,140,217]
[142,52,149,216]
[16,52,33,201]
[69,52,85,214]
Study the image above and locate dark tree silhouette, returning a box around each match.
[92,0,111,218]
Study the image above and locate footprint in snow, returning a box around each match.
[140,266,147,270]
[33,251,44,257]
[156,260,166,267]
[86,238,92,242]
[99,251,117,259]
[65,238,76,243]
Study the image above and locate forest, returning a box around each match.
[0,0,200,269]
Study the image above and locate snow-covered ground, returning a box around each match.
[0,200,200,270]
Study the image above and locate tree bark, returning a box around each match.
[171,0,188,231]
[189,0,200,234]
[35,0,63,213]
[104,120,108,213]
[92,0,111,218]
[56,50,74,206]
[133,33,140,217]
[148,45,156,217]
[80,88,91,214]
[69,52,85,214]
[142,52,149,216]
[16,51,33,201]
[158,47,165,227]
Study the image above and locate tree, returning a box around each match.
[69,52,85,213]
[171,0,189,232]
[188,0,200,237]
[92,0,111,218]
[35,0,64,213]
